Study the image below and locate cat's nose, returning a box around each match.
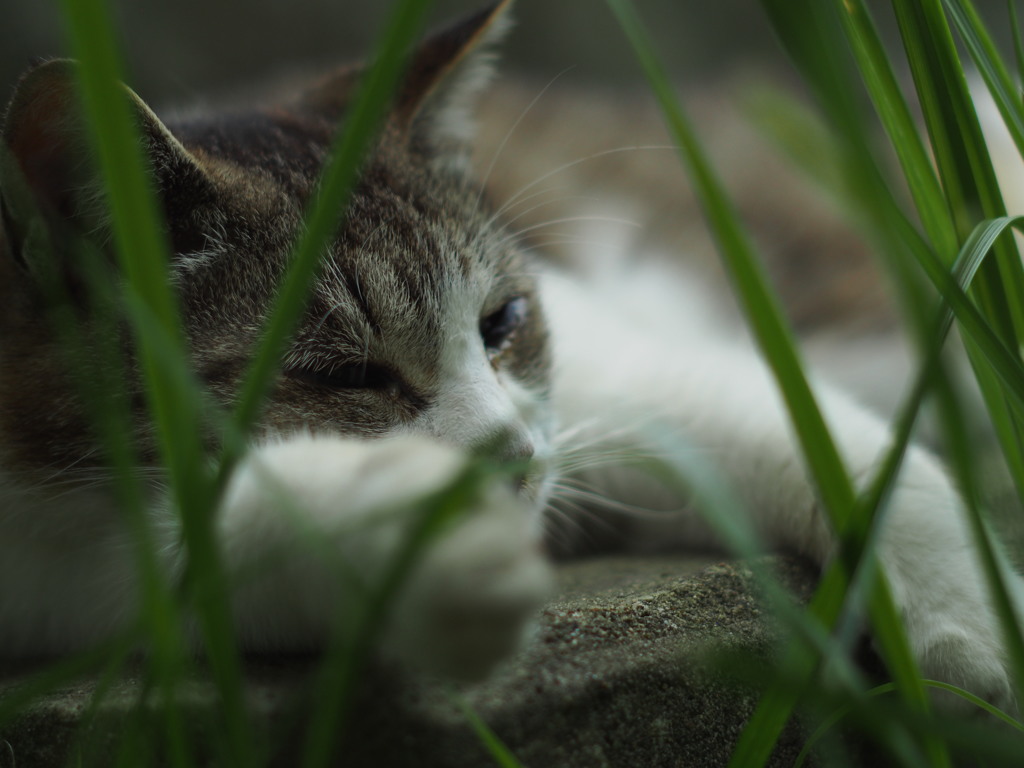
[474,426,534,463]
[472,426,535,491]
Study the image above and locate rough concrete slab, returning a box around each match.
[0,554,834,767]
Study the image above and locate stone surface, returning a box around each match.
[0,554,828,767]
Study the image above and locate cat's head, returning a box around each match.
[0,1,554,500]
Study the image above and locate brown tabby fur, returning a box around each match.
[0,0,549,481]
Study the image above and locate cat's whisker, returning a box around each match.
[556,454,636,476]
[485,183,607,230]
[489,225,629,268]
[488,188,589,233]
[552,477,685,520]
[29,465,168,505]
[11,455,119,497]
[544,480,644,553]
[542,490,618,550]
[543,498,593,535]
[472,67,576,222]
[493,215,642,255]
[517,236,625,255]
[550,422,697,479]
[539,512,579,553]
[490,145,677,224]
[42,479,114,503]
[552,419,645,454]
[487,182,571,218]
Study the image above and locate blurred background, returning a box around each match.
[1,1,1018,110]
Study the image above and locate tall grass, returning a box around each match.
[1,0,453,765]
[5,0,1024,766]
[609,0,1024,763]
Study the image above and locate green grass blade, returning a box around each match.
[750,88,1024,425]
[945,0,1024,158]
[791,3,963,649]
[818,0,1024,507]
[50,259,195,765]
[755,0,939,331]
[923,680,1024,729]
[790,0,1024,404]
[603,3,930,764]
[910,229,1024,413]
[935,360,1024,703]
[891,6,1024,501]
[57,1,251,762]
[605,0,855,523]
[0,140,194,761]
[643,0,1024,757]
[452,692,525,768]
[838,0,959,257]
[893,1,986,237]
[893,0,1024,344]
[741,587,842,763]
[754,68,1024,716]
[301,463,492,768]
[800,219,1024,760]
[219,4,443,751]
[1012,0,1024,97]
[756,0,1024,750]
[643,431,868,677]
[921,222,1024,703]
[796,679,1024,767]
[643,435,935,762]
[938,1,1024,498]
[854,217,1024,543]
[793,684,902,768]
[230,4,437,756]
[56,0,215,520]
[938,0,1024,375]
[218,0,434,483]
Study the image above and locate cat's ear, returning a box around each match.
[0,59,213,281]
[307,1,512,167]
[395,0,512,153]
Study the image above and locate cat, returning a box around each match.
[0,0,1019,711]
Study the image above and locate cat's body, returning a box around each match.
[0,0,1018,710]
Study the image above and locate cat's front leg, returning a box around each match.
[215,434,552,680]
[544,270,1018,710]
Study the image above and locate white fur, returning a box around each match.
[541,256,1018,707]
[216,434,551,678]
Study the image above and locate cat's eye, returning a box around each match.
[480,297,528,356]
[289,362,401,395]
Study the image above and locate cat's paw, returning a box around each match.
[385,479,553,681]
[913,623,1014,713]
[220,434,551,674]
[880,487,1020,714]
